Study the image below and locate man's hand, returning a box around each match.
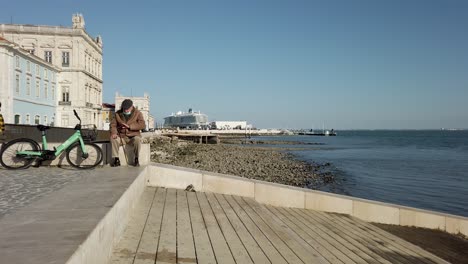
[120,123,130,129]
[111,134,118,139]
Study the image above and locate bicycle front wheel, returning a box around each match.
[0,138,40,169]
[66,142,103,169]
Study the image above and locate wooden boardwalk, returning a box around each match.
[110,187,448,264]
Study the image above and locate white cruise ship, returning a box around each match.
[163,109,209,129]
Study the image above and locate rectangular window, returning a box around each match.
[62,86,69,102]
[36,64,40,76]
[26,78,31,95]
[16,56,20,68]
[44,83,48,98]
[15,74,20,94]
[36,80,40,98]
[15,115,21,124]
[45,51,52,63]
[35,115,40,125]
[26,114,30,124]
[62,115,69,127]
[52,84,55,99]
[44,116,48,125]
[26,61,30,72]
[62,52,70,67]
[44,69,48,79]
[85,54,88,70]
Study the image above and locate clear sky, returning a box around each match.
[2,0,467,129]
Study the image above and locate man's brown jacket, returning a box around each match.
[110,109,146,137]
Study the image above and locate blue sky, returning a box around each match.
[2,0,467,129]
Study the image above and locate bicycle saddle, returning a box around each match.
[36,125,51,131]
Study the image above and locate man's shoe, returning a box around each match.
[111,157,121,167]
[134,157,140,167]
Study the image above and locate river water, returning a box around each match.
[257,130,468,217]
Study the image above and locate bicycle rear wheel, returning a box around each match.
[66,142,103,169]
[0,138,40,169]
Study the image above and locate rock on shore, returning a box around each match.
[148,136,336,189]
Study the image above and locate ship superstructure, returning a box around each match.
[163,109,208,129]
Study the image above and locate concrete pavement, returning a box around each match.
[0,166,145,264]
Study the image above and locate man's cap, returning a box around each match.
[121,99,133,110]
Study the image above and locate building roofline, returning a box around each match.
[0,37,61,71]
[0,23,102,53]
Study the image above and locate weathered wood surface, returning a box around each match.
[110,187,448,264]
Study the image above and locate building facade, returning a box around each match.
[101,103,115,130]
[115,92,154,130]
[0,14,104,128]
[0,37,60,126]
[210,121,248,130]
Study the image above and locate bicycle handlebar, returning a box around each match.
[73,110,81,124]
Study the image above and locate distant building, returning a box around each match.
[0,37,60,126]
[164,109,208,129]
[115,92,154,130]
[210,121,248,130]
[0,14,104,128]
[101,103,115,130]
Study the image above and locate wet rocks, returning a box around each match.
[149,136,337,189]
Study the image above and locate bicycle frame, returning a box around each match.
[16,130,86,159]
[15,109,89,160]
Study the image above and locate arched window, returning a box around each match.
[26,114,30,124]
[35,115,40,125]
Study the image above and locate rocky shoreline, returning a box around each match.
[148,136,338,189]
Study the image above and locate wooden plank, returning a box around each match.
[240,197,328,264]
[223,194,288,264]
[176,190,197,264]
[288,207,367,264]
[134,188,167,264]
[298,209,391,264]
[214,193,271,264]
[205,193,254,264]
[265,206,342,264]
[156,188,177,264]
[336,213,449,264]
[231,196,304,264]
[110,187,157,264]
[187,192,216,264]
[312,211,406,264]
[273,206,355,264]
[196,192,236,264]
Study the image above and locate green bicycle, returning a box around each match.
[0,110,103,169]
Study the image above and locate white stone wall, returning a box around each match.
[0,14,104,128]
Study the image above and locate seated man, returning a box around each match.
[110,99,146,167]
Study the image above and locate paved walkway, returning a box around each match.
[0,167,95,218]
[110,187,448,264]
[0,166,144,264]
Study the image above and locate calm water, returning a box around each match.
[257,130,468,217]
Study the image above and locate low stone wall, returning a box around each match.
[147,163,468,237]
[66,167,148,264]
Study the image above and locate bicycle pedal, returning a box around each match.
[42,150,56,160]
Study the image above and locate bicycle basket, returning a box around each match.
[82,125,97,142]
